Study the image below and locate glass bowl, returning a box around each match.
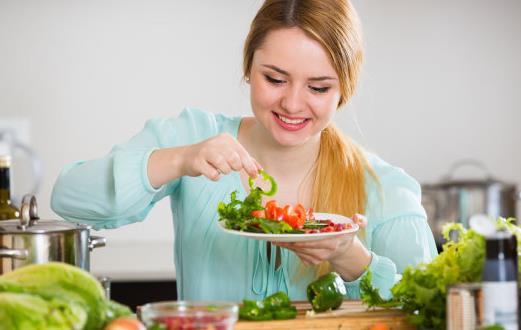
[138,301,239,330]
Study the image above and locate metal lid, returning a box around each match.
[0,194,88,234]
[423,159,516,190]
[0,219,86,234]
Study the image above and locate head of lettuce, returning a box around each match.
[0,262,131,330]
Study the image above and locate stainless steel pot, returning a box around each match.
[0,194,105,274]
[422,160,521,246]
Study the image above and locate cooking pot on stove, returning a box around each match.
[0,194,105,274]
[422,159,520,246]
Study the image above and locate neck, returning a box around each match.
[245,119,321,179]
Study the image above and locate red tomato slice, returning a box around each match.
[281,205,293,221]
[320,226,335,233]
[251,210,266,218]
[284,214,301,229]
[265,200,279,220]
[274,207,285,221]
[293,203,307,221]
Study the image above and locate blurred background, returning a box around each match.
[1,0,520,307]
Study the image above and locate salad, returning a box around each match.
[217,170,353,234]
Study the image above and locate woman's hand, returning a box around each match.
[147,133,261,188]
[182,133,261,181]
[274,214,372,281]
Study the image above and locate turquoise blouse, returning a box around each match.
[51,108,438,301]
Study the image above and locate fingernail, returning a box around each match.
[248,162,258,177]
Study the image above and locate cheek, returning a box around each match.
[310,95,339,120]
[251,79,280,111]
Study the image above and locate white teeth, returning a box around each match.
[277,113,306,125]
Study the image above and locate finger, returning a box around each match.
[227,152,243,172]
[239,154,258,178]
[246,156,260,179]
[295,252,323,266]
[353,213,368,229]
[252,158,263,171]
[290,247,335,260]
[284,238,338,250]
[272,242,288,248]
[201,161,221,181]
[232,141,259,177]
[208,154,232,175]
[279,242,335,259]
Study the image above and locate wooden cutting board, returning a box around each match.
[234,300,416,330]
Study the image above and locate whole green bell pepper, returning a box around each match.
[307,272,346,312]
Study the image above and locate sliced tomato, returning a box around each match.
[265,200,279,220]
[320,226,335,233]
[279,205,304,229]
[274,207,285,221]
[293,203,307,221]
[281,205,293,221]
[284,214,301,229]
[251,210,266,218]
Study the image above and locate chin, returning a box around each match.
[271,130,311,147]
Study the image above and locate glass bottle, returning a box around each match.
[0,155,20,220]
[481,231,519,330]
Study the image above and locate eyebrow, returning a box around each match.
[261,64,336,81]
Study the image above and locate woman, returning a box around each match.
[52,0,437,301]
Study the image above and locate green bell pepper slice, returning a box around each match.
[248,169,277,197]
[263,291,290,310]
[239,291,297,321]
[307,272,346,312]
[239,300,272,321]
[273,306,297,320]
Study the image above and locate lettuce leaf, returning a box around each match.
[359,218,519,329]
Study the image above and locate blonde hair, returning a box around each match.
[243,0,376,276]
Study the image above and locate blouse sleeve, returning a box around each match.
[51,108,224,230]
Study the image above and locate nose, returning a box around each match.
[280,85,305,114]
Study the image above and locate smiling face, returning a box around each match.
[249,27,342,147]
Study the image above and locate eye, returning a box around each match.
[264,74,285,85]
[309,86,330,94]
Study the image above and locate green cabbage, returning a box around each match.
[0,262,131,330]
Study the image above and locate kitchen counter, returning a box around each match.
[90,241,176,281]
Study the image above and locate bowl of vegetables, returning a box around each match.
[138,301,239,330]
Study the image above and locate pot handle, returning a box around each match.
[89,236,106,251]
[443,159,493,181]
[0,248,28,259]
[19,194,39,230]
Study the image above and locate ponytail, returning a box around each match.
[309,124,377,277]
[311,124,368,218]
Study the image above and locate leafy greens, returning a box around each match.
[360,217,519,330]
[217,170,295,234]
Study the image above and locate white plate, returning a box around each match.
[217,212,358,242]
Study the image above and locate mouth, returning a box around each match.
[272,112,310,131]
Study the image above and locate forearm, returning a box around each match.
[330,238,372,281]
[147,146,187,189]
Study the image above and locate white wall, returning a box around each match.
[1,0,520,277]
